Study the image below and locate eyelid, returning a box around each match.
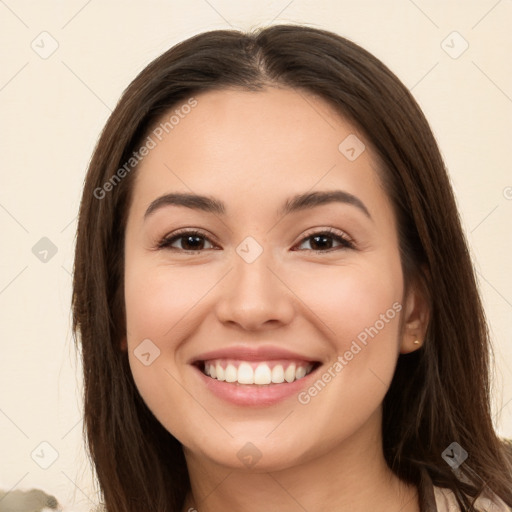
[156,228,219,251]
[295,226,353,244]
[292,226,355,251]
[156,226,355,253]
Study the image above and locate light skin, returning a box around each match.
[122,87,429,511]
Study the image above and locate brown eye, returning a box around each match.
[295,229,354,252]
[158,230,216,252]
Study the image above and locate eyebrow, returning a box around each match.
[144,190,372,220]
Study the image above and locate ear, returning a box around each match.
[120,337,128,351]
[400,273,430,354]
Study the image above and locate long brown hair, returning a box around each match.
[72,24,512,511]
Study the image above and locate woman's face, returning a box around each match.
[123,87,419,470]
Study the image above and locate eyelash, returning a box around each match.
[156,227,355,254]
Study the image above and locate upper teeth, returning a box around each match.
[204,360,313,385]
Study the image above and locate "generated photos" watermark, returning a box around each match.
[298,301,402,405]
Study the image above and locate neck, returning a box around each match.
[181,410,420,512]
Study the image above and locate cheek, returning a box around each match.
[124,260,220,433]
[289,258,403,352]
[124,261,217,342]
[290,260,403,431]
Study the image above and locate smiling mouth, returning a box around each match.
[196,359,320,385]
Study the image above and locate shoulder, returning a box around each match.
[433,485,512,511]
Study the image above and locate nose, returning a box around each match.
[214,246,295,331]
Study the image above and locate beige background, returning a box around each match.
[1,1,511,510]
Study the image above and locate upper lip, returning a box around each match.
[190,345,320,364]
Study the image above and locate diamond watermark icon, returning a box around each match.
[237,442,262,468]
[338,134,365,161]
[31,31,59,59]
[32,237,58,263]
[31,441,59,469]
[442,441,468,469]
[134,338,161,366]
[236,236,263,264]
[441,31,469,59]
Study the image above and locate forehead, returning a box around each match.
[129,87,389,221]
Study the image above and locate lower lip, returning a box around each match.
[192,364,320,406]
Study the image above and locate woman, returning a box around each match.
[72,24,512,511]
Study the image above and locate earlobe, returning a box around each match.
[401,334,423,354]
[399,275,430,354]
[120,337,128,351]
